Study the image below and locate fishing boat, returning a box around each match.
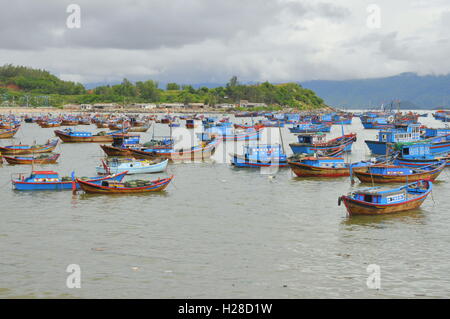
[197,126,261,142]
[3,153,60,165]
[130,138,220,161]
[54,128,127,143]
[365,124,422,155]
[353,162,446,183]
[128,124,151,132]
[289,133,357,154]
[288,156,372,177]
[393,143,450,167]
[39,120,61,128]
[0,126,20,138]
[76,176,173,194]
[0,140,58,155]
[96,158,169,175]
[61,119,79,126]
[289,123,331,133]
[230,144,288,167]
[100,134,142,156]
[12,171,127,190]
[338,180,432,215]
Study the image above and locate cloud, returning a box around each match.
[0,0,449,84]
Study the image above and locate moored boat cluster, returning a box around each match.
[1,109,449,215]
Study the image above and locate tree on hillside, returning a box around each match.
[166,83,180,90]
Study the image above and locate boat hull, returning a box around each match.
[100,144,134,156]
[3,154,60,165]
[353,164,445,183]
[288,161,366,177]
[0,126,20,138]
[55,130,114,143]
[77,176,173,194]
[340,193,428,215]
[96,159,169,175]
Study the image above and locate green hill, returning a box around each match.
[0,65,328,110]
[0,64,85,95]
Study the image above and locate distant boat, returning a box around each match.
[0,126,20,139]
[96,158,169,175]
[54,128,127,143]
[0,140,58,155]
[77,176,173,194]
[130,138,220,161]
[288,156,372,177]
[338,180,432,215]
[3,153,60,165]
[289,133,357,154]
[230,144,288,167]
[353,162,446,183]
[394,142,450,167]
[12,171,127,190]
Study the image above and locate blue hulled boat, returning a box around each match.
[394,143,450,167]
[289,123,331,133]
[365,124,422,155]
[12,171,127,190]
[230,144,287,167]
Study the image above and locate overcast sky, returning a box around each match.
[1,0,449,85]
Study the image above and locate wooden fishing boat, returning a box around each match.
[77,176,173,194]
[100,135,171,157]
[61,119,79,126]
[0,126,20,138]
[39,121,61,128]
[353,162,446,183]
[96,158,169,175]
[289,133,357,154]
[54,128,127,143]
[129,138,220,161]
[3,153,60,165]
[288,156,373,177]
[128,124,151,132]
[338,180,432,215]
[12,171,127,190]
[0,140,58,155]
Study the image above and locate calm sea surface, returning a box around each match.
[1,110,450,298]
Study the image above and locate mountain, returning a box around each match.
[301,72,450,109]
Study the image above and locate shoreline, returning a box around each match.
[0,106,334,114]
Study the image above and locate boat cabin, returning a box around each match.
[296,133,327,144]
[353,187,407,204]
[368,166,413,175]
[400,143,432,159]
[112,134,140,147]
[24,171,61,182]
[377,124,421,143]
[63,128,93,137]
[243,144,286,161]
[301,156,346,168]
[424,128,450,138]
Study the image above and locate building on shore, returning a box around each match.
[239,100,267,108]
